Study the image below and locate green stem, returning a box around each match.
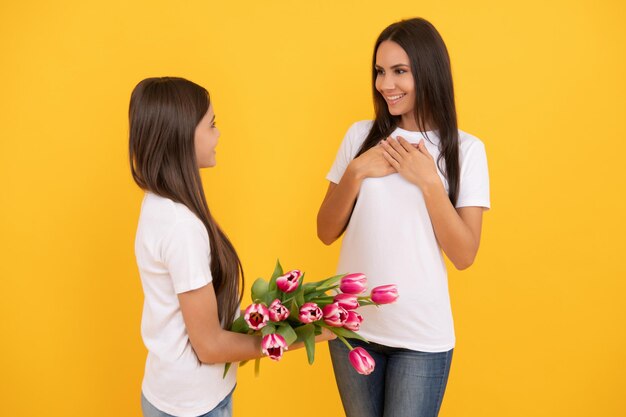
[254,358,260,377]
[336,334,354,351]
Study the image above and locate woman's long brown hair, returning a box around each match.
[129,77,243,328]
[358,18,460,205]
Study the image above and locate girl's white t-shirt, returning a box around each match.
[135,192,236,417]
[327,121,490,352]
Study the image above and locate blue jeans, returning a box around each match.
[141,388,233,417]
[329,339,453,417]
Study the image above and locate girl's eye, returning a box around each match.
[376,69,384,75]
[396,69,407,75]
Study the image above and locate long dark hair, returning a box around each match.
[357,18,460,205]
[129,77,243,328]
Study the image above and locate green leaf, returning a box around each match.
[265,289,280,306]
[276,323,298,345]
[317,274,346,289]
[304,291,333,301]
[230,316,249,333]
[261,323,276,336]
[270,259,284,281]
[327,326,368,343]
[295,324,316,364]
[251,278,269,302]
[268,260,283,294]
[288,300,301,321]
[223,362,232,378]
[295,280,306,307]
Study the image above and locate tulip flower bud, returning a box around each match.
[261,333,288,361]
[339,273,367,294]
[298,302,323,323]
[268,299,290,322]
[334,293,359,310]
[343,310,363,331]
[322,302,348,327]
[276,270,302,293]
[244,303,270,330]
[370,285,399,304]
[349,347,375,375]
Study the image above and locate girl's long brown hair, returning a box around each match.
[129,77,243,327]
[358,18,460,205]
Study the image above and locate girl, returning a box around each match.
[317,18,490,417]
[129,77,332,417]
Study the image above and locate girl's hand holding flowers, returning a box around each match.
[226,260,398,376]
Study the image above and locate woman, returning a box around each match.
[317,18,490,417]
[130,77,332,417]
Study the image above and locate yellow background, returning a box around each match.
[1,0,625,416]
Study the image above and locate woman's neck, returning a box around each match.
[399,114,433,132]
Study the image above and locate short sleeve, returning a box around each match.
[455,140,491,209]
[326,122,369,184]
[161,219,213,294]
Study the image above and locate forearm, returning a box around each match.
[196,329,263,364]
[317,165,362,245]
[197,326,335,364]
[421,181,479,270]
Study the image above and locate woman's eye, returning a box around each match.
[396,69,406,74]
[376,69,384,75]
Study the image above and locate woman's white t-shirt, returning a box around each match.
[327,121,490,352]
[135,193,236,417]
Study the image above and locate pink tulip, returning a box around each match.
[370,285,399,304]
[244,303,270,330]
[349,347,375,375]
[322,302,348,327]
[261,333,288,361]
[276,270,302,293]
[268,299,290,322]
[334,293,359,310]
[339,273,367,295]
[343,310,363,331]
[298,302,323,323]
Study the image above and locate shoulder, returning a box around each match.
[140,193,206,235]
[348,120,374,137]
[342,120,374,149]
[457,130,487,157]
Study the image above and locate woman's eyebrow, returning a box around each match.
[375,63,410,69]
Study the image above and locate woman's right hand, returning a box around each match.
[349,142,396,180]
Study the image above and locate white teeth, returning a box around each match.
[387,94,405,100]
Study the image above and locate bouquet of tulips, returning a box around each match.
[225,260,398,376]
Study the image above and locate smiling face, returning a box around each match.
[374,40,417,129]
[194,104,220,168]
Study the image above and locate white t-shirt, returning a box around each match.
[135,192,236,417]
[327,121,490,352]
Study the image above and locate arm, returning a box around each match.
[179,283,335,365]
[420,185,483,270]
[317,146,395,245]
[381,137,484,270]
[316,167,361,245]
[179,283,262,364]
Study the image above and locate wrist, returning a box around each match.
[420,177,446,198]
[346,160,365,181]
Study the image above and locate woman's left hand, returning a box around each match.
[381,136,441,190]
